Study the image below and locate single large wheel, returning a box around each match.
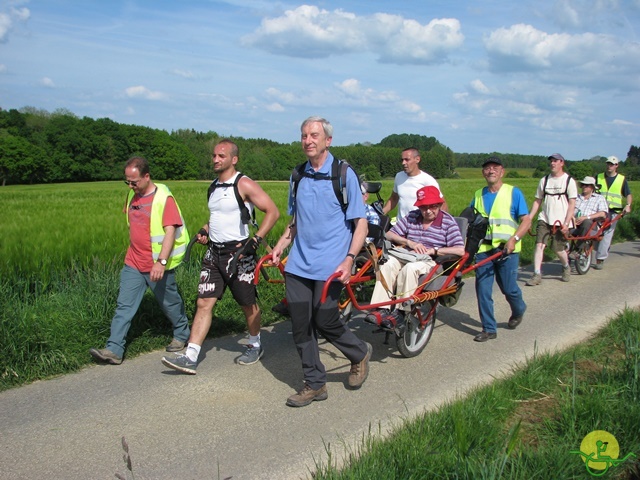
[575,241,592,275]
[396,300,436,358]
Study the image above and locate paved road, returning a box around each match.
[2,241,640,480]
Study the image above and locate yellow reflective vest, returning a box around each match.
[474,184,521,253]
[596,173,625,211]
[127,183,189,269]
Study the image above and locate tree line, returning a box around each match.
[0,107,637,185]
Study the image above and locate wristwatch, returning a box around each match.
[159,259,168,266]
[433,246,439,256]
[514,235,521,242]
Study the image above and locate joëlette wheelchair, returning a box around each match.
[550,211,624,275]
[255,191,508,359]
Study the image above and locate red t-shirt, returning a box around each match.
[124,190,183,272]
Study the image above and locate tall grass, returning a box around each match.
[313,308,640,479]
[1,178,638,390]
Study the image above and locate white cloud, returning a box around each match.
[265,102,284,112]
[168,68,194,79]
[0,6,30,43]
[124,85,166,100]
[40,77,54,88]
[242,5,463,64]
[0,63,6,73]
[484,23,640,91]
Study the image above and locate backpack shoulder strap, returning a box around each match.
[207,179,219,201]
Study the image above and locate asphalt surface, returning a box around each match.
[2,241,640,480]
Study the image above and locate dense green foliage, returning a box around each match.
[5,106,636,186]
[314,308,640,479]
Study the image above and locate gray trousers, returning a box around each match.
[285,273,368,390]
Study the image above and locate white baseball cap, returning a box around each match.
[606,155,619,165]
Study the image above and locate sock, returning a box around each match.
[534,270,541,275]
[185,343,201,362]
[562,263,569,269]
[248,334,261,348]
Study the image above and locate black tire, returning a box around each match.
[575,241,592,275]
[396,301,436,358]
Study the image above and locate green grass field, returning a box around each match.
[1,177,638,390]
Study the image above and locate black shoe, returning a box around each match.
[271,299,290,316]
[364,309,386,325]
[381,310,404,330]
[508,315,523,329]
[474,332,497,342]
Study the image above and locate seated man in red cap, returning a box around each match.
[365,186,465,329]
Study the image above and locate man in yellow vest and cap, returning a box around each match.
[469,157,531,342]
[594,155,633,269]
[90,156,191,365]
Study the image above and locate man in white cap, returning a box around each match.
[594,156,633,269]
[572,176,608,248]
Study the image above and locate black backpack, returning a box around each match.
[291,157,356,213]
[206,173,255,226]
[459,206,489,267]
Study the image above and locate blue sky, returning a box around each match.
[1,0,639,160]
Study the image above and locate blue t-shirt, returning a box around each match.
[286,153,367,281]
[470,185,529,220]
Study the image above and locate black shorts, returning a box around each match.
[198,239,257,306]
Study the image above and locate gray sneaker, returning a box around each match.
[161,354,197,374]
[561,265,571,282]
[165,338,186,352]
[525,273,541,286]
[89,348,122,365]
[237,345,264,365]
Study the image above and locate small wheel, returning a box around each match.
[396,301,436,358]
[339,300,353,323]
[575,241,592,275]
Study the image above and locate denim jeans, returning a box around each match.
[106,265,190,357]
[474,250,526,334]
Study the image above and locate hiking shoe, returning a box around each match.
[89,348,122,365]
[165,338,186,352]
[525,273,541,286]
[271,299,290,316]
[474,332,497,342]
[348,342,372,389]
[561,265,571,282]
[237,344,264,365]
[286,384,328,407]
[593,260,604,270]
[161,354,197,374]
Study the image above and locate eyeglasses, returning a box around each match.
[124,180,140,187]
[420,204,441,210]
[483,165,502,171]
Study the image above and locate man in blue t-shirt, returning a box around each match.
[469,157,531,342]
[271,116,372,407]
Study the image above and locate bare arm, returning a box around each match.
[335,217,368,283]
[239,177,280,239]
[505,214,532,254]
[382,192,399,215]
[625,193,633,214]
[150,225,176,282]
[271,223,294,266]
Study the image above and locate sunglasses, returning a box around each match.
[420,204,441,210]
[124,180,140,187]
